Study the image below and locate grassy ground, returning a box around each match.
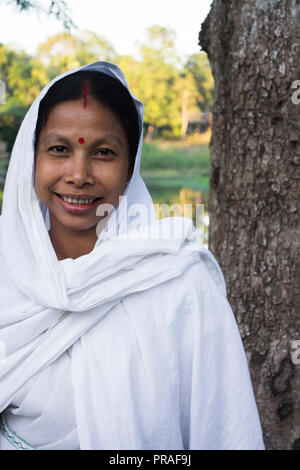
[141,136,211,244]
[141,141,210,171]
[140,138,210,205]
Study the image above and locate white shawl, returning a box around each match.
[0,61,264,450]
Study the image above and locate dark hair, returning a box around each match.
[34,70,140,168]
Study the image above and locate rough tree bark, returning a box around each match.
[199,0,300,450]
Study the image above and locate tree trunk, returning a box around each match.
[199,0,300,450]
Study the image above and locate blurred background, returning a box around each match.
[0,0,213,244]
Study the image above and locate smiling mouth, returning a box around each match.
[54,193,102,206]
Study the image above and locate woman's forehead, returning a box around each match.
[41,99,126,132]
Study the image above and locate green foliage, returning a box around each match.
[134,26,182,132]
[0,102,28,151]
[0,43,50,150]
[0,158,9,174]
[140,142,210,211]
[141,142,210,172]
[115,26,212,139]
[0,26,214,153]
[185,53,214,112]
[37,31,116,78]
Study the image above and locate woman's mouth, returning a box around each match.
[54,193,102,214]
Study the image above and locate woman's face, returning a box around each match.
[34,97,131,235]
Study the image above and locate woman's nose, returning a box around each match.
[64,153,94,186]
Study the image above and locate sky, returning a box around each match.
[0,0,213,61]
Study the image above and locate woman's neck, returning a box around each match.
[49,218,99,260]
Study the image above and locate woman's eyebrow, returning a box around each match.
[42,133,71,145]
[92,135,123,149]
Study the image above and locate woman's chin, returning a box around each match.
[49,211,98,234]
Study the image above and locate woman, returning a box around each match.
[0,61,265,450]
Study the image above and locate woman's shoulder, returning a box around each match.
[179,246,227,296]
[164,245,228,316]
[168,246,240,340]
[124,244,231,327]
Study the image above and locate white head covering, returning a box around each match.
[0,61,227,447]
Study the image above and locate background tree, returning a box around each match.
[134,25,181,140]
[37,31,116,78]
[0,43,48,150]
[199,0,300,450]
[173,69,199,140]
[185,52,214,113]
[1,0,76,30]
[0,19,215,149]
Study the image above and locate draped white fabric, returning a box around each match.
[0,61,265,450]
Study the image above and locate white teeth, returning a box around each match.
[60,195,95,205]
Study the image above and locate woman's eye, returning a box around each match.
[95,148,114,157]
[49,146,66,153]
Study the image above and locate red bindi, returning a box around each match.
[78,137,85,144]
